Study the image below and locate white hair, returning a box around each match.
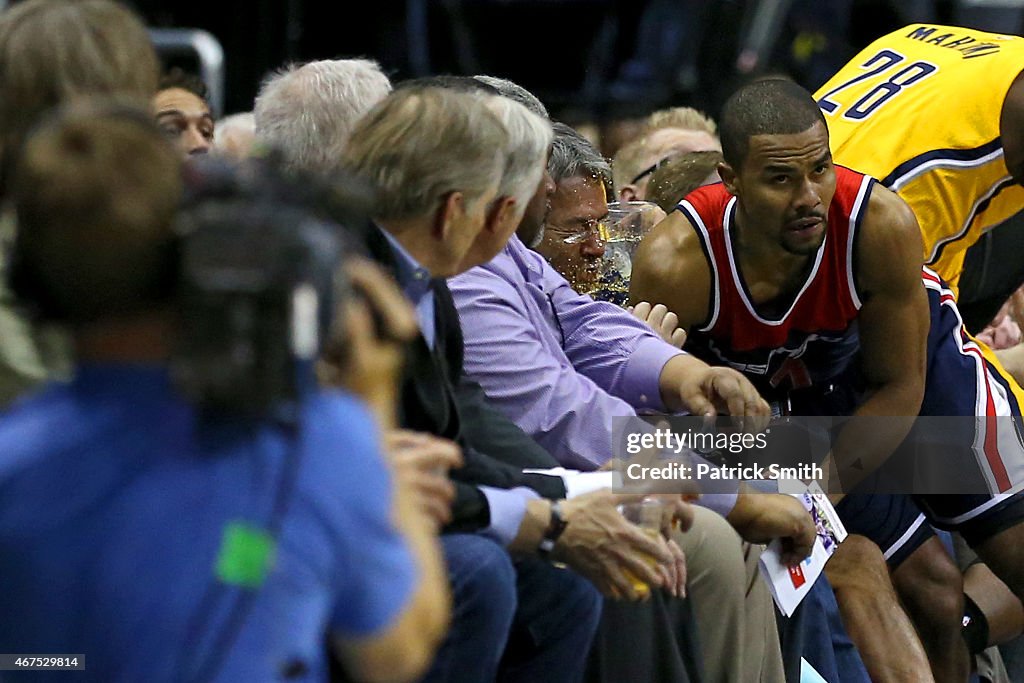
[216,111,254,138]
[342,88,509,221]
[253,58,391,175]
[213,111,255,159]
[482,97,552,215]
[473,75,549,119]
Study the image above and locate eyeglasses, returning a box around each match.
[557,221,611,245]
[630,154,679,185]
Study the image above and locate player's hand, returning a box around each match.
[679,364,770,433]
[629,301,687,348]
[726,491,816,567]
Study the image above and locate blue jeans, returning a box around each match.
[780,575,870,683]
[422,534,602,683]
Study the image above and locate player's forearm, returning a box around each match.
[831,381,922,493]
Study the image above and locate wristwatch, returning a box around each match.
[538,500,569,559]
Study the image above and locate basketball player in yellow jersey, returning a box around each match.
[814,24,1024,334]
[817,28,1024,677]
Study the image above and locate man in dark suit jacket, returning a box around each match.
[256,59,694,682]
[340,86,694,683]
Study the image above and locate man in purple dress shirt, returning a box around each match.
[449,107,823,683]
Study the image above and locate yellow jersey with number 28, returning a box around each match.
[814,24,1024,294]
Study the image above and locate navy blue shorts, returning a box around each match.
[914,270,1024,545]
[835,494,933,568]
[809,271,1024,561]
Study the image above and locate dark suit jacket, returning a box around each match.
[356,228,705,683]
[365,227,567,533]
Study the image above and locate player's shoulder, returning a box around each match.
[638,206,708,276]
[631,202,715,325]
[863,180,920,236]
[856,181,925,292]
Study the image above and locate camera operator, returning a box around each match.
[0,103,449,683]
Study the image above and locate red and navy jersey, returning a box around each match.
[681,166,874,403]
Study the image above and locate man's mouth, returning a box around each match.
[787,216,824,234]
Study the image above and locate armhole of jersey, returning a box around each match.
[678,199,720,332]
[928,173,1016,266]
[846,174,874,310]
[880,137,1004,190]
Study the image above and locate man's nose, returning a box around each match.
[793,177,820,211]
[185,127,211,156]
[580,234,605,258]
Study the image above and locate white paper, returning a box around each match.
[522,468,620,497]
[758,481,847,617]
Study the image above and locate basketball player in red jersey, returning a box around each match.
[631,79,1024,682]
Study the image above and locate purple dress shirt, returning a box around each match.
[449,235,738,515]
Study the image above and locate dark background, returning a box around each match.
[34,0,1021,123]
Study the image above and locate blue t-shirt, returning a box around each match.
[0,364,417,682]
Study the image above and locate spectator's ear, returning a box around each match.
[433,190,465,241]
[619,185,639,202]
[484,195,517,235]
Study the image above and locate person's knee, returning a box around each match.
[444,534,517,620]
[894,541,964,632]
[536,562,603,637]
[827,534,889,596]
[676,506,746,592]
[504,559,602,665]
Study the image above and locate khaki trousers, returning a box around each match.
[675,506,786,683]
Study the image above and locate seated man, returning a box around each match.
[612,106,722,202]
[449,106,819,682]
[0,104,449,682]
[342,85,627,683]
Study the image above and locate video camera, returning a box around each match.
[170,158,371,417]
[8,134,372,417]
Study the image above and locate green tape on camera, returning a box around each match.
[215,522,276,588]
